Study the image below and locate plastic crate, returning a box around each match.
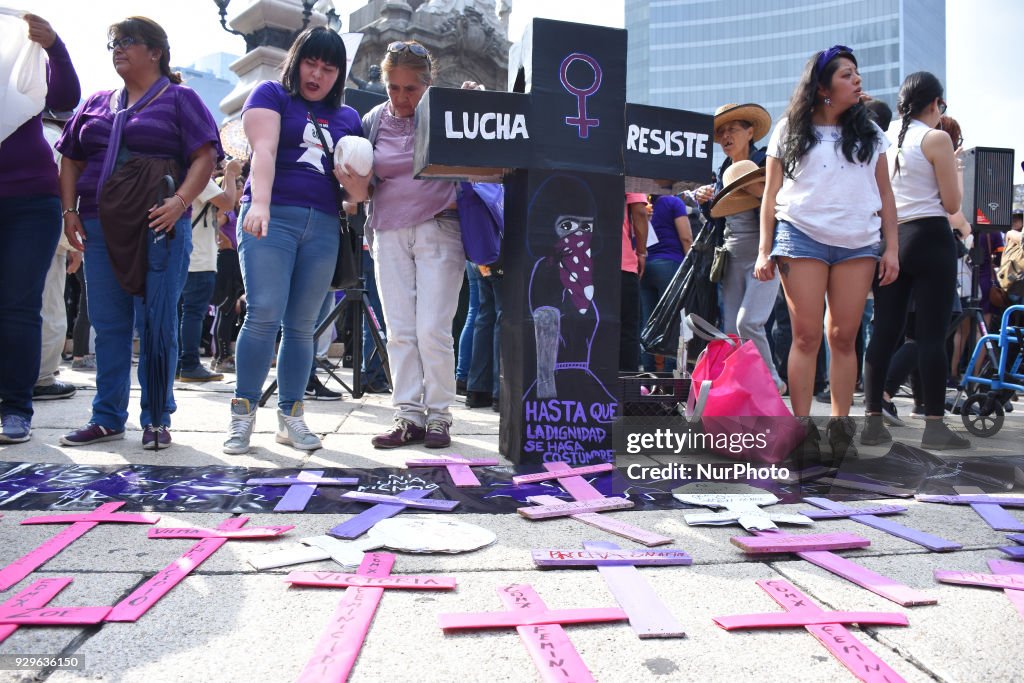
[617,372,690,417]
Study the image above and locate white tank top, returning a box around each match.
[887,119,945,222]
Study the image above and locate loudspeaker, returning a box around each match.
[961,147,1015,229]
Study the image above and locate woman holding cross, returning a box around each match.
[754,45,899,463]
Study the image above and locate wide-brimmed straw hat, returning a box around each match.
[710,160,766,218]
[713,103,772,143]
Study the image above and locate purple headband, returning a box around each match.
[814,44,853,78]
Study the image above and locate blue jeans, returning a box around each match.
[639,257,682,372]
[456,261,480,383]
[178,270,216,370]
[361,249,387,388]
[467,273,503,397]
[0,195,61,420]
[84,215,191,428]
[234,203,339,413]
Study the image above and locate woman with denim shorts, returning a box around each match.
[222,27,369,455]
[754,45,899,462]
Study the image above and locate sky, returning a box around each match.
[15,0,1024,182]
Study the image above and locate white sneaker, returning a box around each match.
[223,398,257,454]
[276,402,322,451]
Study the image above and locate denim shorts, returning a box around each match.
[770,220,880,266]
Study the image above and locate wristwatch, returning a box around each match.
[62,207,78,218]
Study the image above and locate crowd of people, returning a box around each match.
[2,15,1022,464]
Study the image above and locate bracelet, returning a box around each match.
[172,193,188,210]
[61,207,78,218]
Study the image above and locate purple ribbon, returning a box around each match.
[95,76,170,204]
[814,45,852,79]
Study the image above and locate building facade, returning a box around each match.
[626,0,946,163]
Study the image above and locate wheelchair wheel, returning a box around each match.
[961,393,1004,437]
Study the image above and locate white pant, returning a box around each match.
[37,247,68,386]
[372,217,465,426]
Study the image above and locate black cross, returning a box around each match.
[414,19,712,465]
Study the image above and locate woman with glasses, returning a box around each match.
[57,16,220,450]
[222,27,369,455]
[362,41,466,449]
[862,72,969,450]
[754,45,899,464]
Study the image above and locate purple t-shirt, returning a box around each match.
[56,83,221,220]
[240,80,363,217]
[220,210,238,250]
[648,194,688,262]
[0,37,81,199]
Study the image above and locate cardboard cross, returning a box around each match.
[438,583,627,683]
[801,497,961,552]
[405,455,499,487]
[915,491,1024,532]
[1001,533,1024,559]
[734,530,937,607]
[533,540,688,638]
[0,577,110,644]
[935,559,1024,618]
[106,516,292,622]
[328,490,459,542]
[713,579,909,683]
[290,553,456,683]
[518,462,672,546]
[245,470,359,512]
[673,491,813,531]
[0,502,159,592]
[414,18,712,465]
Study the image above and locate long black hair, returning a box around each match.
[280,27,347,108]
[892,71,945,175]
[779,48,878,179]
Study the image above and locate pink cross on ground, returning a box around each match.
[406,455,499,487]
[246,470,359,512]
[934,560,1024,617]
[106,516,292,622]
[517,462,672,546]
[713,579,909,683]
[736,530,936,607]
[290,553,457,682]
[0,577,110,641]
[438,583,627,683]
[0,502,159,592]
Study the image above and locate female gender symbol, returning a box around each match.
[559,52,603,138]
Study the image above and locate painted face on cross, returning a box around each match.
[553,215,596,314]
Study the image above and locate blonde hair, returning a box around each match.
[380,41,435,86]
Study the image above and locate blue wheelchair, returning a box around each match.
[953,304,1024,437]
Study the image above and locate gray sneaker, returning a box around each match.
[223,398,257,455]
[276,402,322,451]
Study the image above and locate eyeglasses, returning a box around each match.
[387,41,430,59]
[938,99,948,115]
[107,36,140,52]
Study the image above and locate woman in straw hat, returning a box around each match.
[753,45,898,463]
[698,103,785,393]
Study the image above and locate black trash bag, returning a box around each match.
[640,212,723,358]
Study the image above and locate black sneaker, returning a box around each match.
[826,417,858,464]
[814,387,832,404]
[178,365,224,383]
[921,420,971,450]
[859,415,893,446]
[32,380,77,400]
[465,391,493,408]
[305,376,342,401]
[880,399,905,427]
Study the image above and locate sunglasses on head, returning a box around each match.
[107,36,141,51]
[387,41,429,58]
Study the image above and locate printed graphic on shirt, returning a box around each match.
[298,114,333,172]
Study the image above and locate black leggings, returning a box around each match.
[212,249,244,360]
[865,217,957,417]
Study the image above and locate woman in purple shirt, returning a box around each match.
[222,27,369,455]
[362,42,466,450]
[0,14,80,444]
[57,16,220,450]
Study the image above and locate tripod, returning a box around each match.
[258,216,391,407]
